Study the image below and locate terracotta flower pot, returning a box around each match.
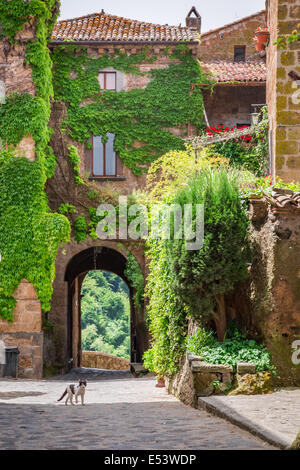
[255,32,270,51]
[155,377,165,388]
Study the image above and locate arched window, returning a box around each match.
[92,133,116,177]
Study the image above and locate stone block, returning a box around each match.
[22,368,35,379]
[276,67,286,80]
[237,362,257,375]
[187,353,205,365]
[193,371,218,397]
[277,111,300,126]
[276,141,298,155]
[191,361,233,374]
[276,95,287,111]
[230,372,273,395]
[13,280,38,300]
[248,199,268,222]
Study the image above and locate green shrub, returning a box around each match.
[74,215,88,243]
[187,323,276,374]
[166,166,251,340]
[144,166,251,377]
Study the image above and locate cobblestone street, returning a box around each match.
[0,372,275,450]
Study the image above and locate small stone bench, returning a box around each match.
[188,355,233,396]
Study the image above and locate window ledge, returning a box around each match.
[89,176,126,182]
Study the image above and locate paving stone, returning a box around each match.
[0,371,275,450]
[198,389,300,449]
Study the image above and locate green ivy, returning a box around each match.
[0,0,56,41]
[124,250,144,308]
[0,150,70,321]
[187,323,276,374]
[51,45,210,175]
[144,166,251,376]
[0,1,70,321]
[68,145,85,185]
[74,215,88,243]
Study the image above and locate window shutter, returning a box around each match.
[92,136,104,176]
[105,133,116,176]
[92,134,116,176]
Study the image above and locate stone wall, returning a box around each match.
[45,238,146,374]
[266,0,300,181]
[227,196,300,386]
[199,11,266,62]
[0,13,43,379]
[0,281,43,378]
[203,85,266,128]
[81,351,130,370]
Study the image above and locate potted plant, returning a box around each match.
[155,376,165,388]
[253,26,270,51]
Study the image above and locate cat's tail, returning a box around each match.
[57,389,67,402]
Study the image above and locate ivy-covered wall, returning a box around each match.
[50,44,208,176]
[0,1,70,323]
[46,41,211,247]
[0,1,211,375]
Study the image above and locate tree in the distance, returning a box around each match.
[81,271,130,359]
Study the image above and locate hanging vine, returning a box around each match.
[0,1,70,322]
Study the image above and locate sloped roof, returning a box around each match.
[201,10,266,38]
[200,61,266,83]
[51,11,199,43]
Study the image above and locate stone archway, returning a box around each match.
[44,240,148,375]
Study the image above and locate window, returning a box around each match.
[234,46,246,62]
[92,133,116,177]
[98,72,116,91]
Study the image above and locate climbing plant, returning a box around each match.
[51,44,211,175]
[0,1,70,322]
[144,165,251,377]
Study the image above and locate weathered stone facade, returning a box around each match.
[266,0,300,181]
[226,196,300,386]
[199,10,266,62]
[43,237,148,375]
[203,84,266,128]
[0,17,42,378]
[0,5,286,380]
[0,281,43,378]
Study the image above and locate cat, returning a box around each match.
[57,379,87,406]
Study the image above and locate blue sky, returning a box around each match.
[59,0,266,33]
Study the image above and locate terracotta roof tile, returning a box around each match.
[51,12,199,43]
[200,61,266,83]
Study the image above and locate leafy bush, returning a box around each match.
[144,165,251,377]
[74,215,88,243]
[166,166,251,340]
[187,323,276,374]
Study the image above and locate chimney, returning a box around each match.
[186,6,201,32]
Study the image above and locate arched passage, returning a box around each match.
[64,246,147,368]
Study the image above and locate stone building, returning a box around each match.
[0,5,270,378]
[266,0,300,181]
[200,10,267,128]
